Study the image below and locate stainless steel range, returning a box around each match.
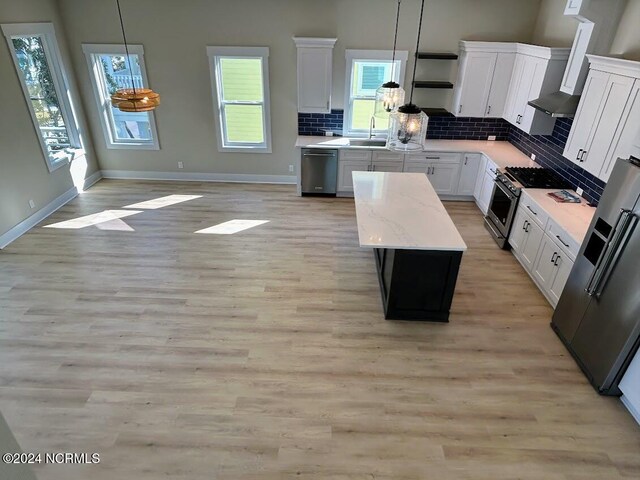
[485,167,571,248]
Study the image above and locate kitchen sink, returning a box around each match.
[347,139,387,147]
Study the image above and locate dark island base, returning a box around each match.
[374,248,462,322]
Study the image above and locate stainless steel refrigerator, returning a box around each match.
[552,156,640,395]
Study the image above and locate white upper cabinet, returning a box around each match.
[293,37,337,113]
[452,42,515,118]
[564,0,589,16]
[564,55,640,181]
[503,45,570,135]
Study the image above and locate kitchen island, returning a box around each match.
[353,171,467,321]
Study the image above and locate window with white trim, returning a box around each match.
[206,46,272,153]
[344,49,408,137]
[2,23,83,172]
[82,44,159,150]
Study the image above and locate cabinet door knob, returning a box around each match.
[576,149,583,162]
[554,255,561,266]
[580,150,587,163]
[551,252,558,263]
[486,105,491,115]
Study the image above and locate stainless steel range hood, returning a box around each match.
[528,91,581,118]
[528,0,627,118]
[528,20,594,118]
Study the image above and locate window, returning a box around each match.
[2,23,83,172]
[82,44,159,150]
[344,49,408,137]
[206,46,271,153]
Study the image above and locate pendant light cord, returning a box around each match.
[116,0,136,97]
[389,0,401,82]
[391,0,400,64]
[408,0,425,104]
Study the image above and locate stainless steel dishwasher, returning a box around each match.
[301,148,338,195]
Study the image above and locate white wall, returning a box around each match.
[610,0,640,60]
[56,0,542,178]
[0,0,100,239]
[531,0,577,47]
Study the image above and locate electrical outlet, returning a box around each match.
[178,161,184,169]
[28,199,35,209]
[325,131,334,137]
[488,135,496,141]
[530,153,536,161]
[288,165,294,173]
[576,187,584,197]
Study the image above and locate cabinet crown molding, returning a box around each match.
[293,37,337,48]
[515,43,571,60]
[586,55,640,79]
[459,41,516,53]
[457,41,570,60]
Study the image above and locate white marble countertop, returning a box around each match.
[521,189,596,245]
[295,136,538,169]
[352,171,467,251]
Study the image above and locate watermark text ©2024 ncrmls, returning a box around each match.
[3,452,100,465]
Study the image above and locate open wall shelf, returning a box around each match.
[413,81,454,89]
[417,52,458,60]
[420,107,451,117]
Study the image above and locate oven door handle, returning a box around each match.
[494,178,517,200]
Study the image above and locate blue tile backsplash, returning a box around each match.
[296,111,606,204]
[425,116,510,141]
[298,110,344,136]
[508,118,606,205]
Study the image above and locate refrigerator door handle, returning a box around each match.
[585,209,630,295]
[588,211,637,297]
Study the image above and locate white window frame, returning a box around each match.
[206,46,272,153]
[82,43,160,150]
[2,22,84,172]
[343,49,408,138]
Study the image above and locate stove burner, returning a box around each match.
[504,167,572,189]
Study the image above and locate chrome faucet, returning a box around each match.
[368,115,376,139]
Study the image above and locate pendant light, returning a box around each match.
[387,0,428,152]
[110,0,160,112]
[374,0,405,118]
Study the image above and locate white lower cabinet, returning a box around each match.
[511,207,544,271]
[510,195,576,308]
[457,153,482,196]
[337,155,371,193]
[531,234,574,307]
[429,163,461,195]
[474,157,498,215]
[620,351,640,425]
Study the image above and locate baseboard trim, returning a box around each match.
[621,395,640,425]
[0,186,78,250]
[82,170,103,190]
[100,170,297,185]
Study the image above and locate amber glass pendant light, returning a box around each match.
[374,0,405,119]
[387,0,428,152]
[110,0,160,112]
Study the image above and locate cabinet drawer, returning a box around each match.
[407,152,462,164]
[519,193,549,229]
[372,151,404,163]
[340,150,372,162]
[547,218,580,260]
[484,156,499,177]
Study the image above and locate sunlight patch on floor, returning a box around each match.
[43,210,142,230]
[195,219,269,235]
[123,195,202,210]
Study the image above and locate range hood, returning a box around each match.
[528,0,627,118]
[528,20,595,118]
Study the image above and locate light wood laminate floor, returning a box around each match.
[0,180,638,480]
